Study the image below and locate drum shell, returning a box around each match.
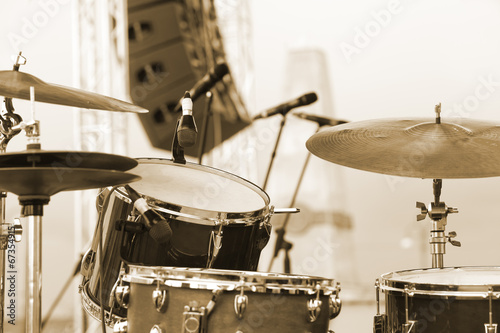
[381,267,500,333]
[123,266,338,333]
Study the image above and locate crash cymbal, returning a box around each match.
[306,117,500,179]
[0,70,148,113]
[0,150,138,171]
[0,168,140,198]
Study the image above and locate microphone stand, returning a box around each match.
[267,125,321,273]
[197,91,214,165]
[262,115,287,191]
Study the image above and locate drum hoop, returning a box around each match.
[122,265,338,295]
[81,281,124,327]
[115,158,272,225]
[380,266,500,297]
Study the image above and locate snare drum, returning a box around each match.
[113,265,341,333]
[81,158,273,325]
[375,266,500,333]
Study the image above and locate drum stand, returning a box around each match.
[416,179,461,268]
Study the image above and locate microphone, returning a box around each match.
[124,185,172,244]
[252,92,318,120]
[293,112,348,127]
[173,63,230,113]
[190,63,229,102]
[177,91,197,147]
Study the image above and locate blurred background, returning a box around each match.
[1,0,500,332]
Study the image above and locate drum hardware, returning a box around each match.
[485,287,498,333]
[307,284,323,323]
[152,279,169,313]
[373,279,386,333]
[416,179,461,268]
[113,320,128,333]
[183,301,208,333]
[207,221,225,268]
[403,286,417,333]
[329,283,342,320]
[150,325,163,333]
[234,279,249,319]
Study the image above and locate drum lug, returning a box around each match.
[115,285,130,309]
[234,287,248,319]
[150,324,163,333]
[329,287,342,319]
[307,284,323,323]
[152,281,168,313]
[182,301,208,333]
[113,320,128,333]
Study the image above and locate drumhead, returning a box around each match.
[381,266,500,295]
[123,265,338,295]
[124,158,269,214]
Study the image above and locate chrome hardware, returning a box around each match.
[447,231,461,247]
[416,180,461,268]
[182,301,207,333]
[329,282,342,319]
[113,320,128,333]
[485,287,498,333]
[307,284,323,323]
[403,286,416,333]
[234,283,248,319]
[150,325,163,333]
[373,279,386,333]
[11,218,22,242]
[152,280,168,313]
[207,222,224,268]
[115,285,130,309]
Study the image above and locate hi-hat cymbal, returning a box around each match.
[0,150,138,171]
[0,70,148,113]
[306,117,500,179]
[0,167,140,198]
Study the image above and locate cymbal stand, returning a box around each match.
[0,52,26,333]
[197,91,214,165]
[416,179,461,268]
[267,125,321,273]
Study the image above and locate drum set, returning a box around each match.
[1,55,500,333]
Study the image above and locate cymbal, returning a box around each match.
[306,117,500,179]
[0,70,148,113]
[0,168,140,198]
[0,150,138,171]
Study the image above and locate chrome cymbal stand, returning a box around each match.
[0,52,26,333]
[416,179,461,268]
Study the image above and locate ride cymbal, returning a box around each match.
[0,70,148,113]
[306,117,500,179]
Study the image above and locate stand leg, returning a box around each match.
[26,214,42,333]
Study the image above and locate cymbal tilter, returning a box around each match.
[416,179,461,268]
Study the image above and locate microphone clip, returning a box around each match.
[172,118,186,164]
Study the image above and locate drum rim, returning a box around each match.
[115,158,272,225]
[122,264,339,295]
[380,266,500,297]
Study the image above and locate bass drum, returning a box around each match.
[113,265,342,333]
[80,158,273,325]
[376,266,500,333]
